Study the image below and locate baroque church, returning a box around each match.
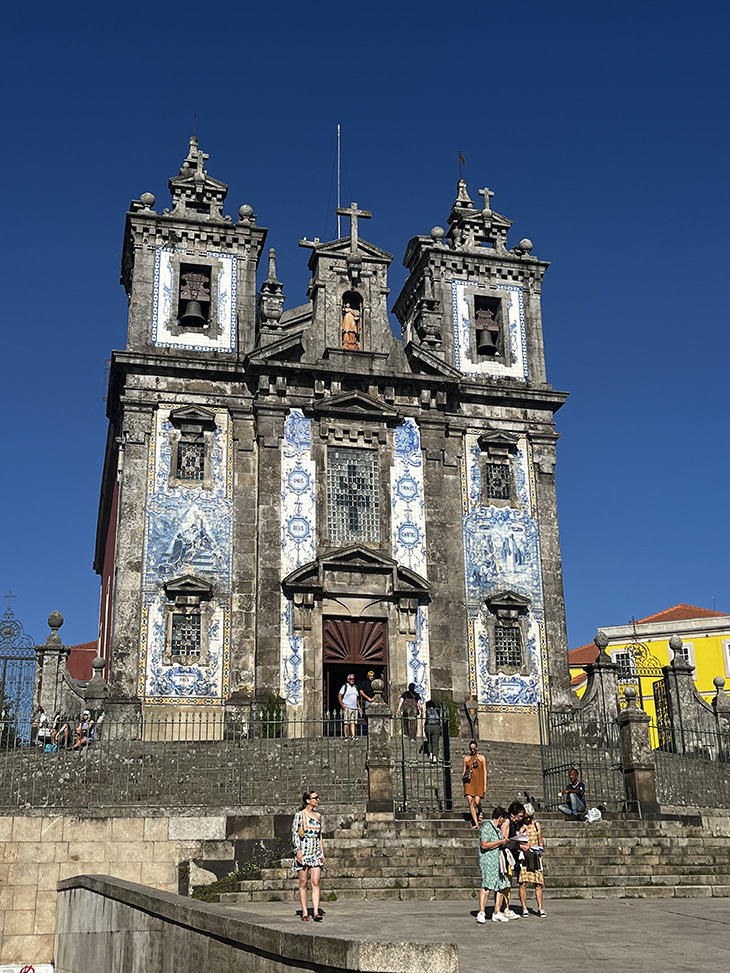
[94,137,571,741]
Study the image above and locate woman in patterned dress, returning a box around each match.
[517,813,546,917]
[292,790,325,921]
[476,807,511,924]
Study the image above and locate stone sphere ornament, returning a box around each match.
[47,610,64,631]
[430,226,445,243]
[714,676,726,690]
[239,204,254,220]
[140,192,156,208]
[518,238,533,253]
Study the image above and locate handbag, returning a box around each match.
[462,768,472,783]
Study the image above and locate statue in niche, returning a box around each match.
[342,301,361,350]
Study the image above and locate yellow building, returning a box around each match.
[569,604,730,720]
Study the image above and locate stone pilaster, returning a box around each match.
[365,680,394,814]
[579,632,620,720]
[618,686,659,815]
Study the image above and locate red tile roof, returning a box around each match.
[636,604,728,624]
[569,641,599,666]
[569,604,728,666]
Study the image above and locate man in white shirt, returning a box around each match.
[338,673,360,738]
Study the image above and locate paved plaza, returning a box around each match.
[232,897,730,973]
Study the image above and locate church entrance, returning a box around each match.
[322,619,388,721]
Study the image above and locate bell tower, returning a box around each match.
[120,135,267,357]
[96,138,267,712]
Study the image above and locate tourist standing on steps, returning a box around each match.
[476,806,511,924]
[292,791,325,921]
[558,767,586,819]
[462,740,487,828]
[397,683,422,741]
[423,700,441,762]
[516,812,546,917]
[338,673,360,738]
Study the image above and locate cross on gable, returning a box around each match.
[336,201,372,252]
[479,187,495,211]
[4,591,16,612]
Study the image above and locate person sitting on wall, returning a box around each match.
[557,767,586,820]
[52,713,72,749]
[73,710,95,750]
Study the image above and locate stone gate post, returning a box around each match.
[365,678,394,814]
[618,686,660,816]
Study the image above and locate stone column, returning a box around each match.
[712,677,730,752]
[579,632,620,720]
[34,611,71,716]
[661,635,717,750]
[365,679,394,814]
[618,686,660,816]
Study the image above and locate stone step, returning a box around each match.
[217,882,730,904]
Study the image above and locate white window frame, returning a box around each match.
[722,640,730,678]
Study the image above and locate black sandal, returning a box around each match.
[313,912,323,922]
[301,914,309,921]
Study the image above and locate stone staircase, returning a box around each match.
[210,814,730,905]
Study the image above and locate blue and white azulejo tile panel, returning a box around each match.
[461,433,546,710]
[392,418,431,700]
[280,410,316,706]
[139,407,233,704]
[152,247,237,352]
[450,279,528,380]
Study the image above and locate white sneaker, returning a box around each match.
[491,912,509,922]
[504,909,520,919]
[538,909,547,917]
[521,910,529,917]
[476,911,486,924]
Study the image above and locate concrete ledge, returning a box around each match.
[55,875,459,973]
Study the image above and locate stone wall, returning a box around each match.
[0,812,234,967]
[54,876,458,973]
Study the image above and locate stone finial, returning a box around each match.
[238,204,254,222]
[623,685,638,707]
[46,611,64,645]
[518,238,533,253]
[594,630,609,650]
[669,634,691,668]
[430,226,445,245]
[454,178,473,208]
[92,656,107,675]
[371,678,384,697]
[139,192,156,211]
[258,247,285,327]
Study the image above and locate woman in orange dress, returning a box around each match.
[462,740,487,829]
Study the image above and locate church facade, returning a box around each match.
[94,138,571,740]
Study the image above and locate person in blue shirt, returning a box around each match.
[557,768,586,820]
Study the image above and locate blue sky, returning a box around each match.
[1,1,728,653]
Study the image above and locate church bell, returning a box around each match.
[180,300,207,328]
[476,324,499,355]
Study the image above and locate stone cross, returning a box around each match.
[4,590,16,611]
[479,187,495,211]
[336,202,372,252]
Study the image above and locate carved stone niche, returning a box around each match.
[477,430,520,509]
[168,406,217,491]
[484,589,531,676]
[162,575,214,667]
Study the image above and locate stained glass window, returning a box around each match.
[171,613,201,657]
[485,462,511,501]
[327,447,380,542]
[494,625,522,668]
[177,441,205,480]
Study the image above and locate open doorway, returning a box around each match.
[323,618,387,734]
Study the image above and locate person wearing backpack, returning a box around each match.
[423,700,441,763]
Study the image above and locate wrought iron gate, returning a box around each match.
[395,706,453,812]
[0,594,36,744]
[538,704,626,812]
